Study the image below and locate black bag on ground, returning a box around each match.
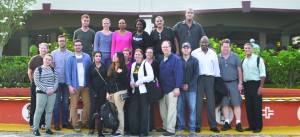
[100,102,119,129]
[143,63,163,103]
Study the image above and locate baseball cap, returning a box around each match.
[182,42,191,48]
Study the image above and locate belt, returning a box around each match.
[244,80,260,82]
[36,90,46,94]
[200,74,213,77]
[36,90,57,94]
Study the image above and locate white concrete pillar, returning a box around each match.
[21,37,29,56]
[259,32,266,50]
[281,33,290,48]
[139,15,153,34]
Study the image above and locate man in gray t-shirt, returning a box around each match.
[73,14,95,56]
[218,39,243,132]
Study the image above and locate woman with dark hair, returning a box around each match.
[132,18,150,53]
[106,52,129,136]
[111,19,132,59]
[145,47,160,132]
[87,51,107,136]
[129,49,154,136]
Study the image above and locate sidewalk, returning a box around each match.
[0,124,300,136]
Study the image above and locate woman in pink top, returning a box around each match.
[111,19,133,59]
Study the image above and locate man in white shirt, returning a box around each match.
[191,36,220,133]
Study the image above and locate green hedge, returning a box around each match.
[210,37,300,88]
[0,38,299,88]
[0,56,31,87]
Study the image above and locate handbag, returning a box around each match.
[143,62,163,102]
[113,72,129,101]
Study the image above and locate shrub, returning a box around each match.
[0,56,31,87]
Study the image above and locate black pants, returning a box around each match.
[128,92,149,135]
[244,81,263,130]
[149,102,155,131]
[29,81,45,126]
[124,88,131,132]
[88,89,106,134]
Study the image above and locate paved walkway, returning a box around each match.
[0,124,300,137]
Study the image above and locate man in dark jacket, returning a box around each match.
[176,42,199,134]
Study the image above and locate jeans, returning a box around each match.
[53,83,70,125]
[177,91,196,131]
[101,53,112,66]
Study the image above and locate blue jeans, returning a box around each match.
[53,83,69,125]
[177,91,196,131]
[101,53,112,65]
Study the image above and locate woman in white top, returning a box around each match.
[129,48,154,136]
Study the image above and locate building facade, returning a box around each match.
[4,0,300,55]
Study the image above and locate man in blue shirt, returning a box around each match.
[66,39,92,132]
[158,40,183,136]
[51,35,73,131]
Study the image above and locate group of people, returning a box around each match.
[27,7,266,137]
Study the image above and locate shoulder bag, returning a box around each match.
[143,62,163,103]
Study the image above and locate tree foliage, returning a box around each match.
[0,0,36,59]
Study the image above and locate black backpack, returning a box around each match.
[99,102,119,129]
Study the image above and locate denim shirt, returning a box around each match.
[66,52,92,90]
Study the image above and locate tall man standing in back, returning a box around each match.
[191,36,220,133]
[173,8,206,52]
[66,39,92,132]
[51,35,73,130]
[27,43,48,130]
[73,14,95,56]
[242,43,266,133]
[218,39,244,132]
